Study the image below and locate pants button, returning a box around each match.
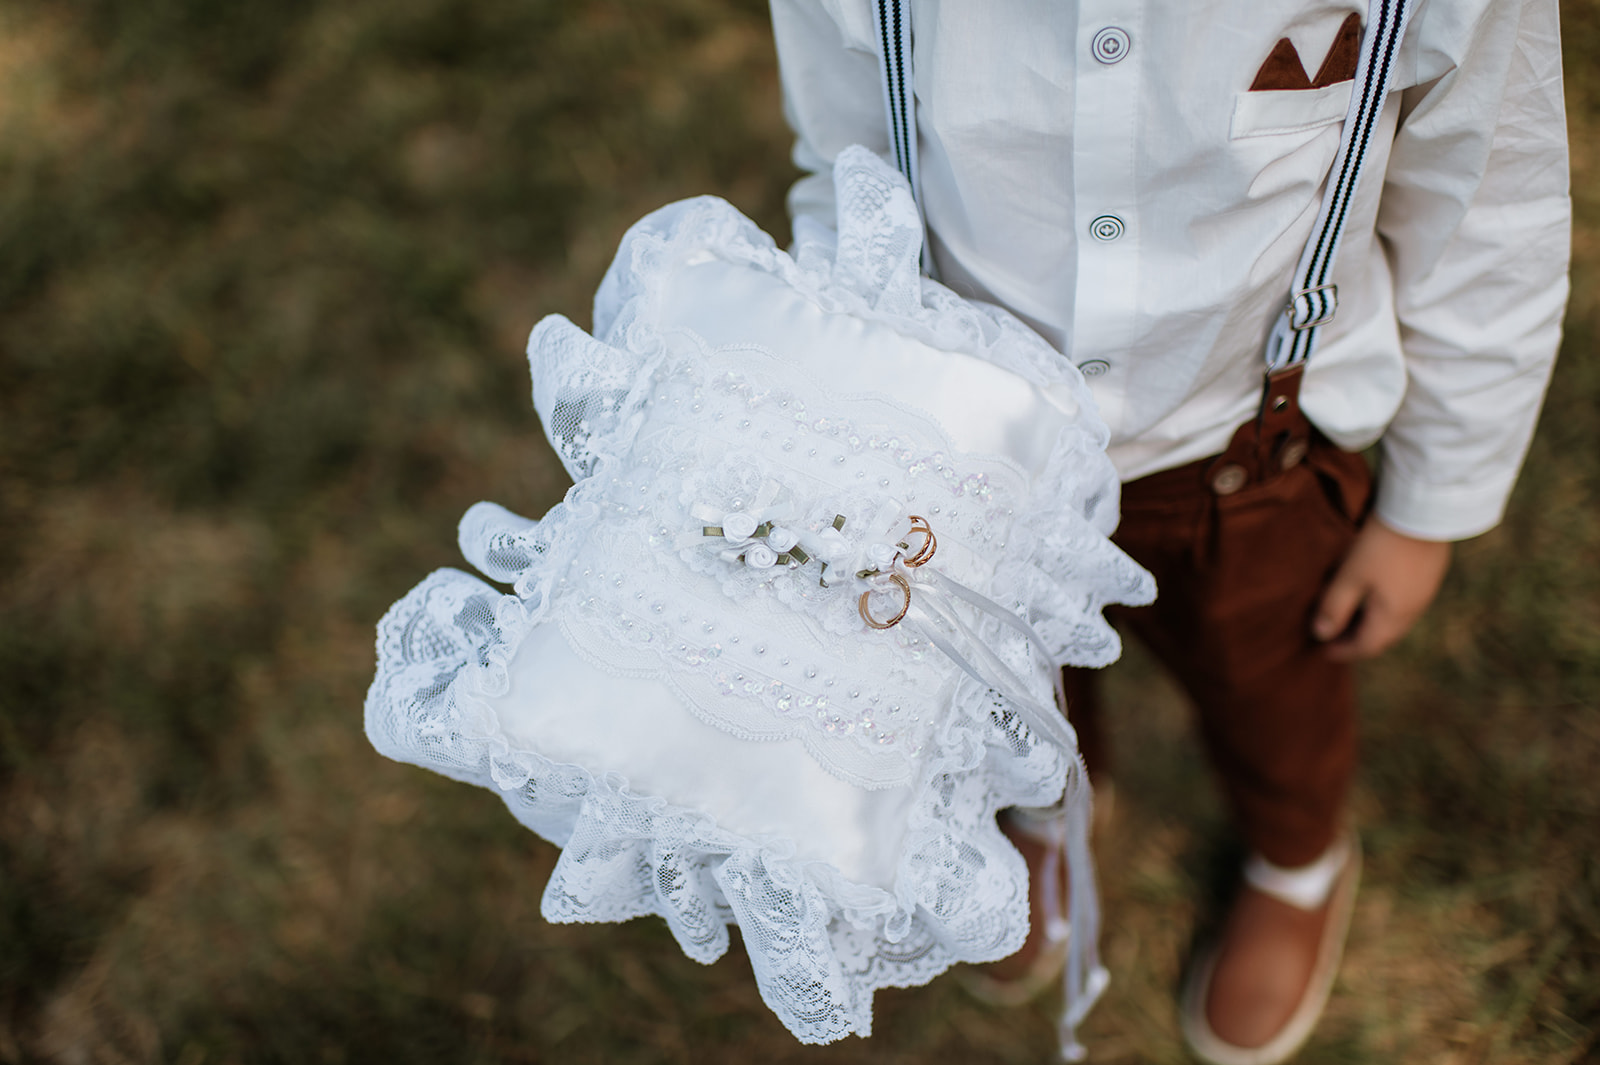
[1212,464,1248,495]
[1280,438,1309,469]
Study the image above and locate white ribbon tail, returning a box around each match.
[919,567,1049,651]
[903,569,1078,753]
[904,598,1076,753]
[899,565,1105,1059]
[1058,754,1109,1059]
[1008,758,1109,1063]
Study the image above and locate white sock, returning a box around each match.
[1242,836,1351,911]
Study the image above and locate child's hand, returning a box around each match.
[1312,518,1452,662]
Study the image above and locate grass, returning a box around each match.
[0,1,1595,1062]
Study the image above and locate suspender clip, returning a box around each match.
[1286,284,1339,330]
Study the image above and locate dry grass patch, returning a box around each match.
[1,1,1595,1062]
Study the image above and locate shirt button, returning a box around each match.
[1089,215,1125,242]
[1091,27,1131,64]
[1078,359,1111,378]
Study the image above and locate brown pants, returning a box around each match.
[1065,367,1374,868]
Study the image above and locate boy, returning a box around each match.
[767,0,1569,1060]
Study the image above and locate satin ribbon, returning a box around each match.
[856,546,1076,754]
[863,521,1111,1061]
[900,592,1073,752]
[1010,775,1110,1063]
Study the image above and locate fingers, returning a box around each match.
[1322,592,1409,662]
[1312,564,1366,644]
[1313,518,1453,663]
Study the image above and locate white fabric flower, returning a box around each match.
[722,512,758,540]
[744,543,778,569]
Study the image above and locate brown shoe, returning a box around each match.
[1180,835,1361,1065]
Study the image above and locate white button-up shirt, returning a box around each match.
[770,0,1570,540]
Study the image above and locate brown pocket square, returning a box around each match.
[1250,12,1361,91]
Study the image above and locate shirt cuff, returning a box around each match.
[1373,458,1516,542]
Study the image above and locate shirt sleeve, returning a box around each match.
[1373,0,1571,541]
[769,0,888,247]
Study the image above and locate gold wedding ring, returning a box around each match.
[859,518,938,630]
[859,573,912,629]
[901,515,937,568]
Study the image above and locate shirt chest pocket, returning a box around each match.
[1230,80,1354,139]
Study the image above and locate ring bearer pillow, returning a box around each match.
[366,147,1154,1049]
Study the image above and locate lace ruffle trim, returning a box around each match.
[366,567,1079,1044]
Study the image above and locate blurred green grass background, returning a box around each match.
[0,2,1595,1062]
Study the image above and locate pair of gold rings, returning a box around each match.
[858,517,938,630]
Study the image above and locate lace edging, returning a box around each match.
[365,567,1071,1044]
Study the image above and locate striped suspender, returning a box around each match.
[870,0,920,206]
[870,0,935,275]
[869,0,1413,371]
[1264,0,1414,372]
